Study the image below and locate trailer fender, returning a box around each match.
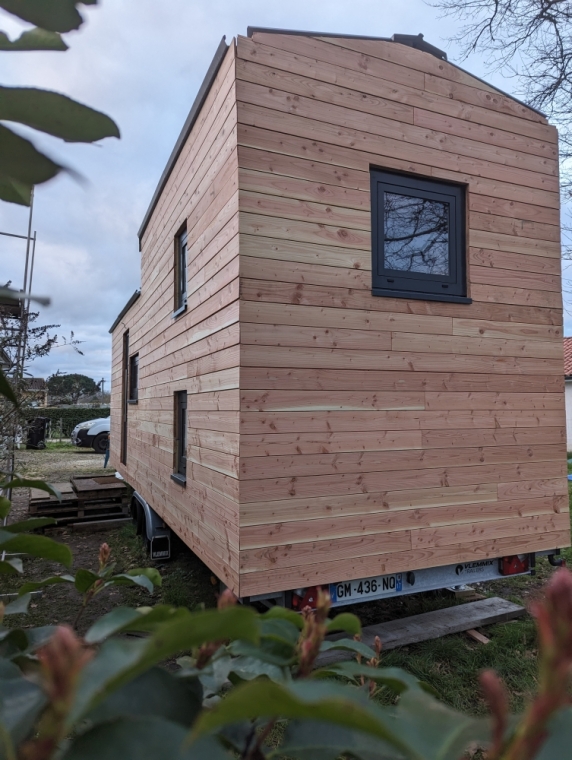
[131,491,171,560]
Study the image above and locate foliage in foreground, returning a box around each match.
[1,461,572,760]
[0,0,119,206]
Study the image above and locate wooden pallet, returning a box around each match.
[29,476,129,525]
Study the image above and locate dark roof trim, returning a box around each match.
[246,27,546,117]
[137,36,229,246]
[109,290,141,334]
[247,27,446,59]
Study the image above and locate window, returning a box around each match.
[121,331,129,464]
[174,225,188,316]
[172,390,187,485]
[128,353,139,403]
[371,170,470,303]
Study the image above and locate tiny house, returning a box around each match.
[110,27,569,606]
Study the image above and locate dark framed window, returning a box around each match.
[120,331,129,465]
[173,225,188,317]
[172,390,187,485]
[128,353,139,403]
[371,170,470,304]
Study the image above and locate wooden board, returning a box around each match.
[315,597,525,666]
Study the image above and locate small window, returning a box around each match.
[172,390,187,485]
[371,170,470,303]
[128,353,139,403]
[174,226,188,316]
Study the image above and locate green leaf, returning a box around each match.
[0,496,11,519]
[326,612,361,636]
[389,690,491,760]
[3,593,31,615]
[0,530,72,567]
[18,574,74,595]
[0,477,61,500]
[0,367,18,405]
[106,573,154,593]
[0,87,120,142]
[85,667,202,728]
[189,680,410,754]
[69,606,259,724]
[536,706,572,759]
[313,663,434,695]
[0,28,67,51]
[85,605,186,644]
[0,0,95,33]
[126,567,162,587]
[74,568,99,593]
[0,657,46,747]
[0,124,63,186]
[3,517,56,533]
[262,605,305,630]
[281,719,403,760]
[0,176,32,205]
[319,638,377,660]
[0,557,23,575]
[60,716,232,760]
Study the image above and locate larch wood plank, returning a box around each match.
[238,531,569,596]
[240,278,563,326]
[241,500,568,549]
[240,367,563,393]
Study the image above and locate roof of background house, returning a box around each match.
[24,378,47,391]
[136,28,546,247]
[564,338,572,377]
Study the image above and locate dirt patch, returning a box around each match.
[4,445,217,636]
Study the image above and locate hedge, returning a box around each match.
[30,407,110,438]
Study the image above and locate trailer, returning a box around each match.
[110,27,569,608]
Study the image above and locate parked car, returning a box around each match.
[71,417,110,454]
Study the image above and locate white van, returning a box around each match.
[71,417,110,453]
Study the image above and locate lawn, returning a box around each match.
[4,445,571,716]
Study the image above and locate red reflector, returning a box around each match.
[500,555,529,576]
[292,586,320,610]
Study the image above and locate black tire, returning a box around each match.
[136,503,145,536]
[92,433,108,454]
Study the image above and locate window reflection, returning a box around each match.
[384,192,449,275]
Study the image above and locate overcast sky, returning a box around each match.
[1,0,570,386]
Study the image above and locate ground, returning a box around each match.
[4,442,572,716]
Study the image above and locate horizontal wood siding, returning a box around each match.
[236,33,568,596]
[110,44,241,592]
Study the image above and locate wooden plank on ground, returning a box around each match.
[315,597,524,666]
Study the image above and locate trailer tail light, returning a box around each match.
[292,586,320,610]
[499,555,529,576]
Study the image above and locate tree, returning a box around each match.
[47,371,99,405]
[431,1,572,167]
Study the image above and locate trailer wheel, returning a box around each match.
[92,433,108,454]
[136,502,145,536]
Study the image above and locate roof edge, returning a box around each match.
[109,289,141,334]
[246,27,546,118]
[137,35,229,246]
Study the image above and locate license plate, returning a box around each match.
[329,573,403,603]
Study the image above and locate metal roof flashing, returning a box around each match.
[109,289,141,334]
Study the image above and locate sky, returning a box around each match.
[1,0,569,386]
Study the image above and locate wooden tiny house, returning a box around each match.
[110,28,569,602]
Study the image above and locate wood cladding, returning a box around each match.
[111,31,568,599]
